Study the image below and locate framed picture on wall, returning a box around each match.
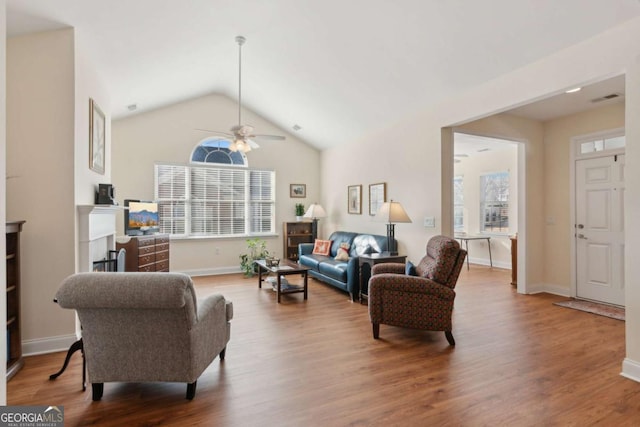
[369,182,386,216]
[89,98,106,174]
[348,185,362,214]
[290,184,306,198]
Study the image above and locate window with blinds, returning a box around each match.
[155,163,275,237]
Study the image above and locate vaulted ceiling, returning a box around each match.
[7,0,640,150]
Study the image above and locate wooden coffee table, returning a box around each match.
[255,259,310,303]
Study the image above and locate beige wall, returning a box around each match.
[7,30,77,347]
[111,93,320,274]
[1,0,7,404]
[542,103,624,292]
[6,27,111,356]
[453,142,518,268]
[74,39,111,206]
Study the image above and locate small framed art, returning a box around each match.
[290,184,306,198]
[89,98,106,174]
[369,182,386,216]
[348,185,362,214]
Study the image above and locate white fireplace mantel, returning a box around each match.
[77,205,124,272]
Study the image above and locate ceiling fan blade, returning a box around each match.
[246,139,260,149]
[251,134,286,141]
[194,128,234,137]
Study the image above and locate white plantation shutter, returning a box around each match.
[155,163,275,237]
[190,167,247,236]
[250,170,275,234]
[155,164,188,235]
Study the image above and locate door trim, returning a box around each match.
[569,127,625,300]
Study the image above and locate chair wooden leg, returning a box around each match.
[219,347,227,360]
[372,323,380,339]
[92,383,104,401]
[445,331,455,346]
[186,381,197,400]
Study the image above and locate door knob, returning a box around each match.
[577,224,584,229]
[577,234,587,239]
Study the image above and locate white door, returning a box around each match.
[575,154,625,306]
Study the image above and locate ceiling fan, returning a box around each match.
[196,35,285,153]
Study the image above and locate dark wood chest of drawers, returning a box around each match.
[117,234,170,272]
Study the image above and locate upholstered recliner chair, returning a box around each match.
[368,235,466,345]
[55,272,232,400]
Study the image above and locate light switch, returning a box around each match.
[424,216,435,227]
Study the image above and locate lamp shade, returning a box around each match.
[303,203,327,219]
[374,200,412,223]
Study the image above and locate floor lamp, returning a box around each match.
[303,203,327,240]
[374,200,412,255]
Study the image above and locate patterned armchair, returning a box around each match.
[368,235,466,345]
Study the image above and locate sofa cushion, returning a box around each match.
[298,254,324,270]
[318,260,349,282]
[312,239,332,256]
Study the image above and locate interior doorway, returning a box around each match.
[453,132,519,272]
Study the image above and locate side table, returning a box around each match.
[359,252,407,303]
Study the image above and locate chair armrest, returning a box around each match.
[368,274,455,301]
[190,294,231,377]
[372,263,406,275]
[299,243,314,257]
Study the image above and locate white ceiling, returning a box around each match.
[6,0,640,150]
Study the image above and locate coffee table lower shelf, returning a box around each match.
[255,260,310,303]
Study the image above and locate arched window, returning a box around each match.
[154,137,275,238]
[191,137,247,166]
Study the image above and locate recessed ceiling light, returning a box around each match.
[292,124,302,131]
[565,87,582,93]
[477,148,491,152]
[127,104,137,111]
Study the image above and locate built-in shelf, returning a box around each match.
[6,220,25,380]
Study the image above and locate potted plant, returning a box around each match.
[295,203,305,221]
[239,238,270,277]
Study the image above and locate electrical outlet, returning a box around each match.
[423,216,435,228]
[215,247,220,255]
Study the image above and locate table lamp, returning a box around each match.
[303,203,327,240]
[374,200,412,255]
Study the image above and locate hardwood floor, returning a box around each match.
[8,266,640,426]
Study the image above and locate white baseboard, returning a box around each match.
[22,334,78,357]
[466,257,511,270]
[621,358,640,383]
[526,282,571,297]
[177,266,242,277]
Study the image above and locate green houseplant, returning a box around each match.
[295,203,305,221]
[239,238,270,277]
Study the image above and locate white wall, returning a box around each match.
[111,93,320,274]
[323,16,640,379]
[454,142,518,269]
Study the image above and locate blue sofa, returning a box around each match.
[298,231,391,301]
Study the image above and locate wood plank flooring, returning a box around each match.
[8,266,640,426]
